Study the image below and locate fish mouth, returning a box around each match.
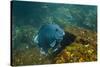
[55,33,65,40]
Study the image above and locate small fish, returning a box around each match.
[33,24,65,55]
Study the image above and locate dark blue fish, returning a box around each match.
[33,24,65,55]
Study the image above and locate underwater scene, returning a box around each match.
[11,1,97,66]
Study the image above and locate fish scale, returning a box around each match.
[33,24,65,55]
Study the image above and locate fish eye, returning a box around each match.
[55,28,58,31]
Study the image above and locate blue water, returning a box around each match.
[11,1,97,65]
[12,1,97,32]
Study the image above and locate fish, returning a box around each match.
[33,24,65,55]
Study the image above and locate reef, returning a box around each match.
[11,24,97,66]
[53,24,97,63]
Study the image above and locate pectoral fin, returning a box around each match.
[33,35,39,43]
[50,40,56,47]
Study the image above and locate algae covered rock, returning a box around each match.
[53,25,97,63]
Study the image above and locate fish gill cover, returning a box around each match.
[11,1,97,66]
